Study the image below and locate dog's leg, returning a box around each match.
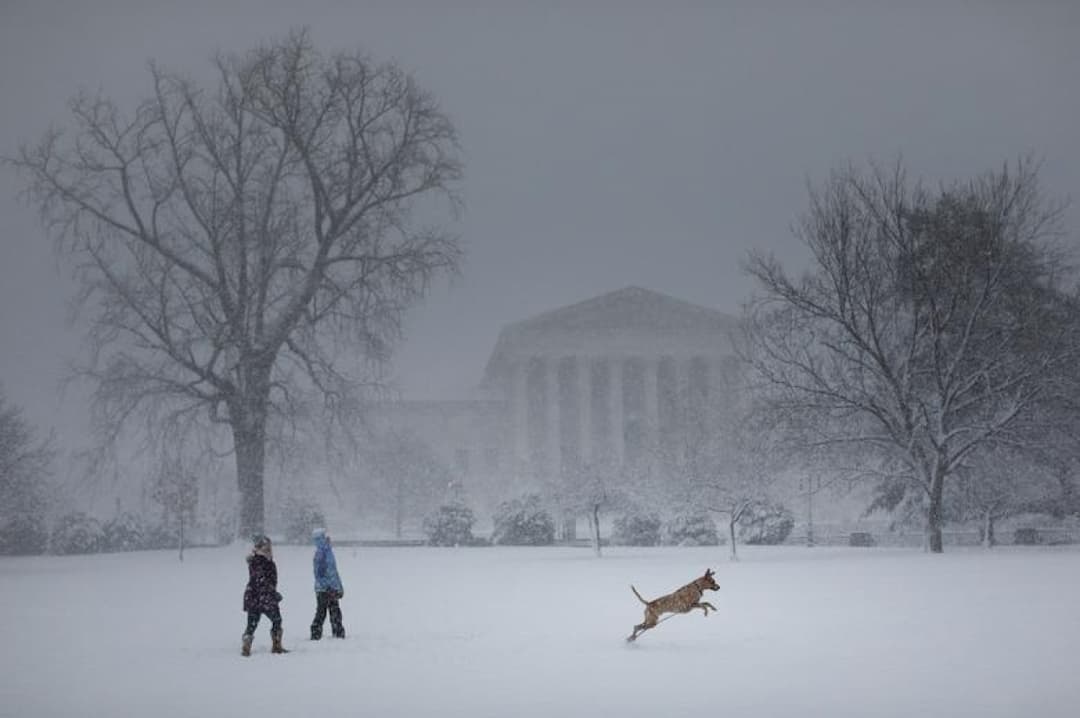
[628,609,659,641]
[691,602,717,616]
[628,621,652,642]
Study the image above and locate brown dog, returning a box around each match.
[627,568,719,642]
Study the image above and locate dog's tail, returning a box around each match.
[630,585,649,605]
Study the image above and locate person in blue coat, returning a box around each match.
[310,527,345,639]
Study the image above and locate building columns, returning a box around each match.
[545,357,561,476]
[576,356,592,466]
[512,360,529,464]
[608,357,624,465]
[644,357,659,453]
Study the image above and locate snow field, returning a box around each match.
[1,544,1078,717]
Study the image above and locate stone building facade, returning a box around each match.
[374,287,741,517]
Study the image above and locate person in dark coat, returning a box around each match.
[310,527,345,639]
[241,534,287,656]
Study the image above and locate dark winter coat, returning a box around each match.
[313,534,343,595]
[243,551,282,613]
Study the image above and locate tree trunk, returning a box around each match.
[395,479,404,539]
[729,516,739,561]
[926,468,945,554]
[591,504,602,558]
[982,510,996,549]
[232,365,272,539]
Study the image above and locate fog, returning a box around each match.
[3,1,1078,453]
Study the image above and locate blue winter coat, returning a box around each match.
[313,534,343,594]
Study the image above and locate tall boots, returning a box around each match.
[271,629,288,654]
[241,630,287,656]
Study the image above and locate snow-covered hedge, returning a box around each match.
[100,512,151,552]
[0,514,49,555]
[738,502,795,545]
[663,510,721,546]
[51,512,104,555]
[611,511,662,546]
[423,502,480,546]
[282,500,326,544]
[491,494,555,546]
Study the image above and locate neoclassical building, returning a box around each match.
[372,286,741,514]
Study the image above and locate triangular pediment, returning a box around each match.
[514,286,734,334]
[482,287,739,385]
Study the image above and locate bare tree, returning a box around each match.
[688,409,786,561]
[8,30,463,537]
[152,456,199,561]
[947,446,1061,548]
[552,459,628,557]
[654,362,785,560]
[364,428,452,539]
[743,158,1076,552]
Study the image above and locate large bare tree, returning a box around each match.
[743,159,1077,552]
[8,30,463,537]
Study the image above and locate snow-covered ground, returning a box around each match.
[1,544,1077,717]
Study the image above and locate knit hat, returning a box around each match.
[312,527,327,539]
[253,534,272,550]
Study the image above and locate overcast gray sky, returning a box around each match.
[2,0,1078,454]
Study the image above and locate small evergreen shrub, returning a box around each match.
[52,512,104,555]
[611,511,662,546]
[1013,527,1042,545]
[0,513,49,555]
[738,502,795,545]
[663,510,720,546]
[491,494,555,546]
[101,512,148,552]
[283,501,326,544]
[142,522,179,550]
[423,502,478,546]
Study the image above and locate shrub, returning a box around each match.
[141,522,178,550]
[423,502,478,546]
[849,531,876,547]
[1013,527,1042,545]
[283,500,326,544]
[663,510,720,546]
[491,494,555,546]
[611,511,662,546]
[101,512,148,552]
[0,513,49,555]
[52,512,104,555]
[738,502,795,545]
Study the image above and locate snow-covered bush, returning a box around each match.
[491,494,555,546]
[140,522,179,550]
[738,502,795,545]
[611,511,662,546]
[0,513,49,555]
[422,502,479,546]
[283,500,326,544]
[101,512,148,552]
[663,510,720,546]
[51,512,104,555]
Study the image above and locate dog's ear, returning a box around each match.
[705,568,713,577]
